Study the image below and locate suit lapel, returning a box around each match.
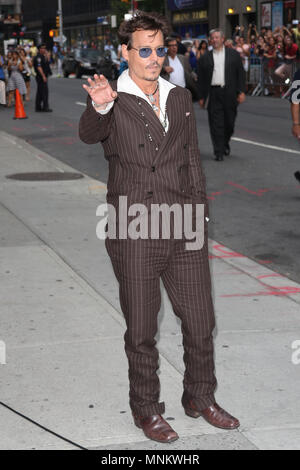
[112,84,186,164]
[225,48,230,87]
[116,91,165,144]
[152,87,186,165]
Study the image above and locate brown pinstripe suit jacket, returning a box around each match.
[79,80,208,217]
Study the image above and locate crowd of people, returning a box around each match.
[1,21,300,108]
[0,44,36,107]
[180,22,300,96]
[0,41,63,108]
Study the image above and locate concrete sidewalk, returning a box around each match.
[0,130,300,450]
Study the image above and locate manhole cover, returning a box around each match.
[6,172,84,181]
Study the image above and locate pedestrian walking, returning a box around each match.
[197,29,246,161]
[33,44,52,112]
[79,11,240,444]
[30,41,38,58]
[19,48,32,101]
[56,45,64,77]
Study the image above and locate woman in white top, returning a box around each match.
[19,48,32,101]
[6,50,26,107]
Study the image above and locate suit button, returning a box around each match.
[155,147,159,151]
[151,166,155,172]
[147,191,153,196]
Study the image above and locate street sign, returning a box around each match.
[55,34,67,43]
[111,15,117,28]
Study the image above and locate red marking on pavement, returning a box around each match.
[215,271,246,275]
[34,123,52,130]
[221,285,300,298]
[257,274,282,279]
[209,244,246,259]
[44,137,78,145]
[256,189,271,195]
[44,137,61,143]
[226,181,264,196]
[256,260,272,265]
[207,189,234,200]
[63,121,77,128]
[12,127,23,132]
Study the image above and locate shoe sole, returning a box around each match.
[184,408,240,430]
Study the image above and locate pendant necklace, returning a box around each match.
[144,82,159,111]
[145,82,168,131]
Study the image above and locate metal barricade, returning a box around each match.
[247,56,264,96]
[246,55,300,98]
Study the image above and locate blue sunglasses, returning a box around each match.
[130,46,168,58]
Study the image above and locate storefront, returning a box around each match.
[168,0,210,38]
[261,1,297,29]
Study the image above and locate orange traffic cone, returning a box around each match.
[13,89,27,120]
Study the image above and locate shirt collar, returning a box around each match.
[213,46,225,55]
[117,68,176,108]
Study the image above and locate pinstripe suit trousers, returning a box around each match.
[105,230,217,417]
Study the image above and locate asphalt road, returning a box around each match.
[1,75,300,282]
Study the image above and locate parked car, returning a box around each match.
[62,48,117,79]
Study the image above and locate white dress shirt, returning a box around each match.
[211,46,225,87]
[93,69,176,132]
[168,55,186,88]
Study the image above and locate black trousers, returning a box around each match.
[208,87,238,157]
[35,77,49,111]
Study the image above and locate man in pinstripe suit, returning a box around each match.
[79,12,240,444]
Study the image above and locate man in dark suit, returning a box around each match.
[197,29,246,161]
[161,37,199,100]
[79,12,240,444]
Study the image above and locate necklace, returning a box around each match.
[146,82,168,130]
[144,82,159,110]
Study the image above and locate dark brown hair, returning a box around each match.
[165,37,178,47]
[118,11,170,48]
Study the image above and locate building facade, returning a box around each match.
[20,0,220,48]
[21,0,111,48]
[218,0,300,38]
[0,0,22,47]
[167,0,219,38]
[0,0,21,18]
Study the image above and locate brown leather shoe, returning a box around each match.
[184,401,240,430]
[133,413,179,443]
